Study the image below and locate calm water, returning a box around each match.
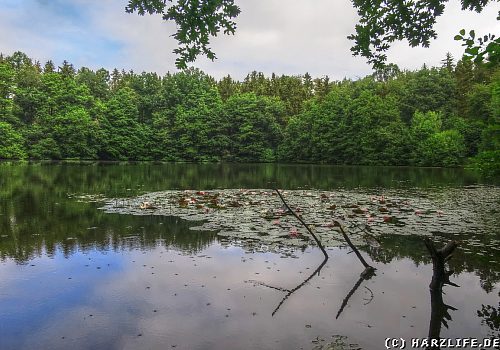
[0,163,498,350]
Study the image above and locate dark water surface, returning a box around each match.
[0,163,498,350]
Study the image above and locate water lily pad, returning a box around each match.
[98,187,499,253]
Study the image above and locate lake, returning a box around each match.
[0,163,498,350]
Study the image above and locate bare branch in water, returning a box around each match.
[274,188,329,259]
[333,220,375,275]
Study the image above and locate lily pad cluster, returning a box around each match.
[98,187,499,252]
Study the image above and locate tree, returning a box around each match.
[222,93,283,161]
[0,51,495,166]
[411,111,466,166]
[454,28,499,65]
[99,86,147,160]
[0,62,15,124]
[417,130,466,166]
[43,60,55,74]
[58,60,76,78]
[349,0,498,68]
[0,121,26,159]
[76,67,110,100]
[441,52,455,72]
[51,108,98,159]
[152,68,225,161]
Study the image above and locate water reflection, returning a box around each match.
[365,235,500,294]
[1,244,497,350]
[0,161,492,197]
[0,163,498,349]
[477,301,500,338]
[423,239,459,349]
[0,211,217,263]
[250,255,329,316]
[336,269,376,320]
[1,163,498,290]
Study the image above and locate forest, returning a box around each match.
[0,51,498,174]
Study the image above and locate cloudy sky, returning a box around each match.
[1,0,498,80]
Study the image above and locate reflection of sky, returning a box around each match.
[0,249,124,349]
[0,244,498,350]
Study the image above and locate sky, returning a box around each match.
[0,0,498,80]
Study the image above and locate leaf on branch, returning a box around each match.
[127,0,240,69]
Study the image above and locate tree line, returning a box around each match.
[0,51,498,173]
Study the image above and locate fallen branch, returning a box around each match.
[274,188,329,259]
[333,220,375,276]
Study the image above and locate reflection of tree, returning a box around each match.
[1,160,499,299]
[0,210,217,263]
[427,286,457,349]
[365,234,500,293]
[250,255,328,316]
[424,239,458,350]
[336,269,375,319]
[477,302,500,338]
[0,174,217,263]
[0,162,485,198]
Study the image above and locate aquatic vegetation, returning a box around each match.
[99,187,499,253]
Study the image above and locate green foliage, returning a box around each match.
[99,87,147,160]
[0,51,496,169]
[151,68,224,161]
[466,83,493,121]
[349,0,496,68]
[52,108,98,159]
[399,68,456,123]
[349,0,447,68]
[411,111,443,140]
[454,29,499,65]
[0,62,15,123]
[28,135,61,160]
[126,0,240,69]
[416,130,466,167]
[223,93,283,162]
[411,111,466,166]
[0,121,26,159]
[469,150,500,177]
